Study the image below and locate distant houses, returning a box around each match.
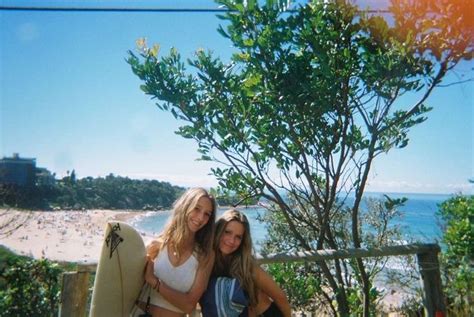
[0,153,55,186]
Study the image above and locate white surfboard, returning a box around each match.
[89,221,147,317]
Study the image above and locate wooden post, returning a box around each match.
[417,248,446,317]
[59,271,90,317]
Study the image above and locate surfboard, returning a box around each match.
[89,221,147,317]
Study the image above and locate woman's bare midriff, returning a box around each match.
[137,301,186,317]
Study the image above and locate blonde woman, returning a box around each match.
[139,187,216,316]
[201,209,291,317]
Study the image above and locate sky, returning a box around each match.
[1,0,473,195]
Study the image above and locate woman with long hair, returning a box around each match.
[201,208,291,317]
[139,187,217,316]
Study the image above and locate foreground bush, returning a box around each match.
[0,256,63,317]
[438,195,474,316]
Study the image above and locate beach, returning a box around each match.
[0,209,154,264]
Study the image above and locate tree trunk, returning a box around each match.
[320,261,350,316]
[352,137,378,317]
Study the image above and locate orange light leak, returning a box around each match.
[390,0,473,55]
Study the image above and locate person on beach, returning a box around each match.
[138,187,216,317]
[200,209,291,317]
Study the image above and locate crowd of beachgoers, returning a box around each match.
[0,209,153,263]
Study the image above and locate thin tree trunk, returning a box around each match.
[352,137,378,316]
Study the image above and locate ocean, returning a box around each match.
[133,192,453,251]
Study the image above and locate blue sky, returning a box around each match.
[1,0,473,194]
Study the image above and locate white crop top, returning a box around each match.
[149,245,199,313]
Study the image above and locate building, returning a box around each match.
[0,153,55,186]
[36,167,56,186]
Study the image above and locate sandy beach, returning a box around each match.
[0,209,154,264]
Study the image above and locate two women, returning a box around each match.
[141,188,290,316]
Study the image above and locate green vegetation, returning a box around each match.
[260,197,406,313]
[0,246,64,317]
[209,187,259,207]
[0,173,184,210]
[438,195,474,316]
[128,0,471,314]
[266,261,321,311]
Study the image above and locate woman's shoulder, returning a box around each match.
[252,264,268,281]
[147,238,164,248]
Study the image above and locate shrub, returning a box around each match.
[438,195,474,316]
[0,257,63,317]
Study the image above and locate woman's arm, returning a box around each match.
[254,266,292,317]
[145,252,215,314]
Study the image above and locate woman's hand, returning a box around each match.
[144,256,160,290]
[146,240,161,259]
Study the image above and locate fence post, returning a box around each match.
[59,270,90,317]
[417,247,446,317]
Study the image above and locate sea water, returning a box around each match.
[354,192,452,242]
[133,206,267,246]
[133,192,454,251]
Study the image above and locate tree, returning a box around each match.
[128,0,473,314]
[1,172,184,211]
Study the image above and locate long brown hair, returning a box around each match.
[159,187,216,263]
[213,209,258,306]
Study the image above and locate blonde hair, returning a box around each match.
[158,187,216,263]
[213,209,258,306]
